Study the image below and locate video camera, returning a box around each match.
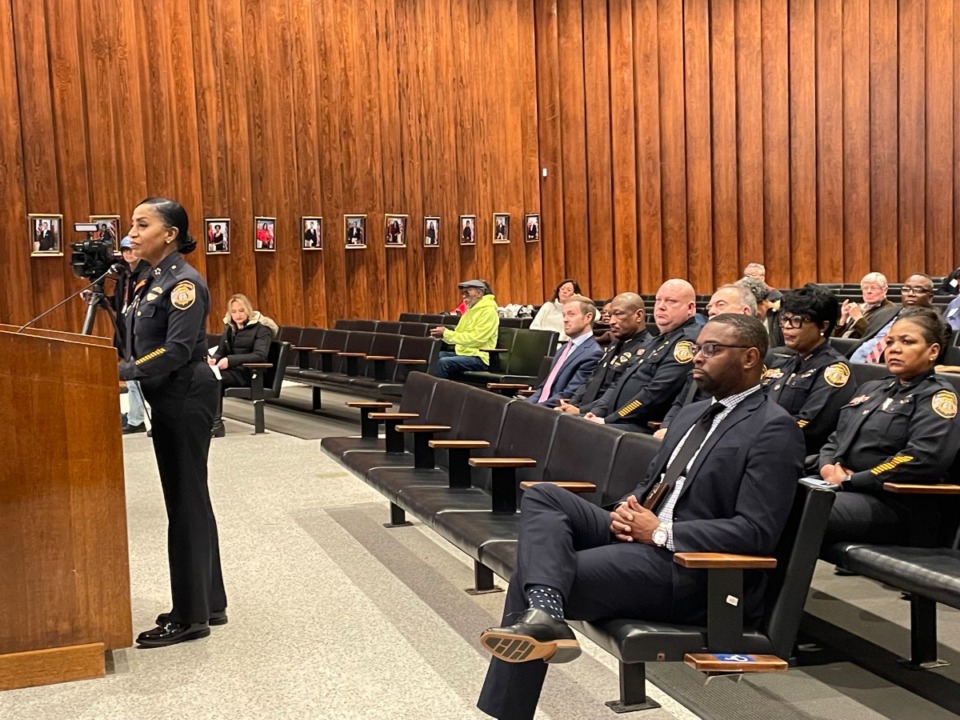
[70,222,116,281]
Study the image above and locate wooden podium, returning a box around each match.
[0,325,131,691]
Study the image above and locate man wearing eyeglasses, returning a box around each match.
[850,274,934,364]
[476,314,805,720]
[832,272,895,340]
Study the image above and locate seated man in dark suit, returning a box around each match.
[476,314,806,720]
[525,295,602,407]
[580,279,700,431]
[850,273,934,364]
[559,292,650,411]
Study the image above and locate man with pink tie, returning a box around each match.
[525,295,602,407]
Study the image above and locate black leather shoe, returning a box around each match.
[155,610,228,627]
[480,608,581,664]
[211,421,226,438]
[122,422,146,435]
[136,621,210,648]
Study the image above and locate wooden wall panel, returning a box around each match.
[7,0,960,332]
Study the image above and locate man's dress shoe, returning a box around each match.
[211,421,226,438]
[121,422,146,435]
[480,608,581,664]
[136,621,210,648]
[155,609,228,626]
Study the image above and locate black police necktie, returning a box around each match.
[642,401,726,513]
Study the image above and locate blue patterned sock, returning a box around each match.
[525,585,564,620]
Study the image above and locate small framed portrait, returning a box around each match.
[205,218,230,255]
[423,216,440,247]
[90,215,121,250]
[302,216,323,250]
[459,214,476,246]
[344,214,367,249]
[29,213,63,256]
[493,212,510,244]
[254,216,276,252]
[384,213,407,248]
[525,213,540,243]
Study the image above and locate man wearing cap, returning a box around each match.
[115,236,151,433]
[430,280,500,378]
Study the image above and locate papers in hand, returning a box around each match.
[208,346,221,380]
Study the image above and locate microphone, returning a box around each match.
[16,264,125,334]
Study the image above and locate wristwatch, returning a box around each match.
[652,522,671,548]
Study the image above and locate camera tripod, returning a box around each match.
[80,278,107,336]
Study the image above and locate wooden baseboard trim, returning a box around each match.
[0,642,105,691]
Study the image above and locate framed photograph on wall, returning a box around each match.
[344,214,367,249]
[525,213,540,243]
[89,215,121,249]
[205,218,230,255]
[493,212,510,244]
[29,213,63,256]
[459,214,476,246]
[254,216,276,252]
[423,216,440,247]
[302,216,323,250]
[385,214,407,248]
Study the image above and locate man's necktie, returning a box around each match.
[538,341,574,403]
[642,402,725,512]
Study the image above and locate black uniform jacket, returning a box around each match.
[623,390,805,622]
[568,330,650,407]
[214,319,272,368]
[586,318,700,427]
[818,371,960,492]
[118,252,210,388]
[761,342,855,454]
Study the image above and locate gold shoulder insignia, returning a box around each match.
[847,394,870,406]
[762,367,783,381]
[673,340,694,364]
[171,281,196,310]
[932,390,958,419]
[797,419,809,428]
[823,363,851,388]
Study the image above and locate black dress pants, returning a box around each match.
[143,362,226,624]
[477,484,683,720]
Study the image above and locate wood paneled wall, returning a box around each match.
[1,0,959,332]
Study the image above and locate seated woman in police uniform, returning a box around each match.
[209,293,278,437]
[762,284,855,454]
[817,307,960,547]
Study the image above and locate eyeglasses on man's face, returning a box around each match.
[778,314,808,329]
[692,342,752,358]
[901,285,932,295]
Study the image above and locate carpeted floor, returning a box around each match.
[4,384,960,719]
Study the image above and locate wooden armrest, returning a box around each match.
[396,358,428,365]
[519,481,597,493]
[517,389,536,397]
[338,352,367,357]
[673,553,776,570]
[290,345,316,351]
[487,383,530,390]
[684,653,787,673]
[365,355,395,361]
[367,412,419,420]
[883,483,960,494]
[396,424,452,433]
[242,362,273,368]
[428,440,490,449]
[481,348,509,353]
[345,401,393,409]
[647,421,662,430]
[469,457,537,468]
[311,348,341,354]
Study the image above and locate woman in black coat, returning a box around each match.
[209,293,278,436]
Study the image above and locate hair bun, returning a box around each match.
[178,233,197,255]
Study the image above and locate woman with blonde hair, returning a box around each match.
[209,293,278,436]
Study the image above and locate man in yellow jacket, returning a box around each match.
[430,279,500,378]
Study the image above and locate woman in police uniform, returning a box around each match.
[818,307,960,547]
[762,284,855,454]
[118,198,226,648]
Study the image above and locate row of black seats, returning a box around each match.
[397,312,534,329]
[321,372,837,709]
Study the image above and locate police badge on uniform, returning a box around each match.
[823,363,851,388]
[171,281,196,310]
[932,390,958,419]
[674,341,695,364]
